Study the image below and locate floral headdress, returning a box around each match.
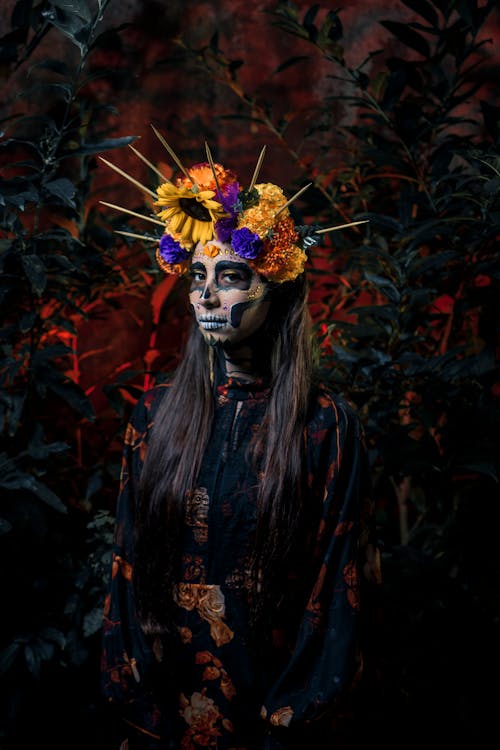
[99,127,367,283]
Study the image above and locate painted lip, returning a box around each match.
[198,316,228,331]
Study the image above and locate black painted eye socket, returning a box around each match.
[221,272,243,283]
[188,270,206,291]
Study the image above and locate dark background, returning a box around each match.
[1,1,499,748]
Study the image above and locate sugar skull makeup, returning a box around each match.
[189,241,270,346]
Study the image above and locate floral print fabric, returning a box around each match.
[101,378,380,749]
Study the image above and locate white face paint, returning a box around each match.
[189,240,270,346]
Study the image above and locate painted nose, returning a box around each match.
[200,281,220,307]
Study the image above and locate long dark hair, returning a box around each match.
[134,273,318,638]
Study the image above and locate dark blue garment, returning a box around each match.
[101,377,380,749]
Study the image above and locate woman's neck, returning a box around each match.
[222,344,260,382]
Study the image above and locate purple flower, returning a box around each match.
[231,227,263,259]
[215,216,238,243]
[159,234,189,264]
[215,181,241,243]
[217,181,240,214]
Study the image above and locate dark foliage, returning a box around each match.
[0,0,498,748]
[0,1,139,747]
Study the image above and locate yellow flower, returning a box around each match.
[238,183,288,237]
[154,182,227,246]
[249,216,307,283]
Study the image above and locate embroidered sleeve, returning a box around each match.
[260,394,382,737]
[100,391,163,743]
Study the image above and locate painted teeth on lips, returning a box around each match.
[199,316,227,330]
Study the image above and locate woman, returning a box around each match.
[100,144,381,750]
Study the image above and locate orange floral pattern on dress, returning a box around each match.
[306,562,327,626]
[179,689,224,749]
[112,554,132,581]
[101,381,381,745]
[194,651,237,703]
[343,560,360,610]
[178,626,193,644]
[334,519,354,536]
[269,706,294,727]
[175,584,234,647]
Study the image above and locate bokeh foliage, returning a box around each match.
[0,0,498,748]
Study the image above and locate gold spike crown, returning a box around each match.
[99,129,368,284]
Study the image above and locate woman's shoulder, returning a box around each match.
[308,381,363,433]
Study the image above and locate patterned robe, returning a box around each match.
[101,377,381,749]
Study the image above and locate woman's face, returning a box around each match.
[189,241,270,346]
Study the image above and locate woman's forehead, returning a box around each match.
[192,242,254,271]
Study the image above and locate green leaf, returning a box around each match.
[0,642,21,674]
[51,0,92,23]
[453,461,498,482]
[2,392,25,436]
[273,55,310,74]
[83,606,104,637]
[18,81,73,102]
[321,10,343,43]
[21,254,47,296]
[3,187,39,210]
[0,518,13,535]
[65,134,138,157]
[0,470,67,512]
[364,272,401,303]
[355,304,399,323]
[28,426,69,460]
[408,251,460,277]
[24,644,40,679]
[39,627,66,648]
[28,58,71,77]
[19,310,36,332]
[43,178,76,208]
[46,375,96,421]
[400,0,438,27]
[380,20,431,57]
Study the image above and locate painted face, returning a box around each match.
[189,241,270,346]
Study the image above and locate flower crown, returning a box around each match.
[99,127,367,283]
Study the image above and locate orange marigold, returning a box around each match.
[249,216,307,282]
[179,163,237,192]
[155,247,190,276]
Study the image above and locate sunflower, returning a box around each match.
[154,182,227,246]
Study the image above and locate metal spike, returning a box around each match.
[248,145,267,191]
[150,124,197,186]
[316,220,369,234]
[204,141,221,194]
[274,182,312,217]
[98,156,157,199]
[99,201,165,226]
[128,144,171,183]
[114,230,158,242]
